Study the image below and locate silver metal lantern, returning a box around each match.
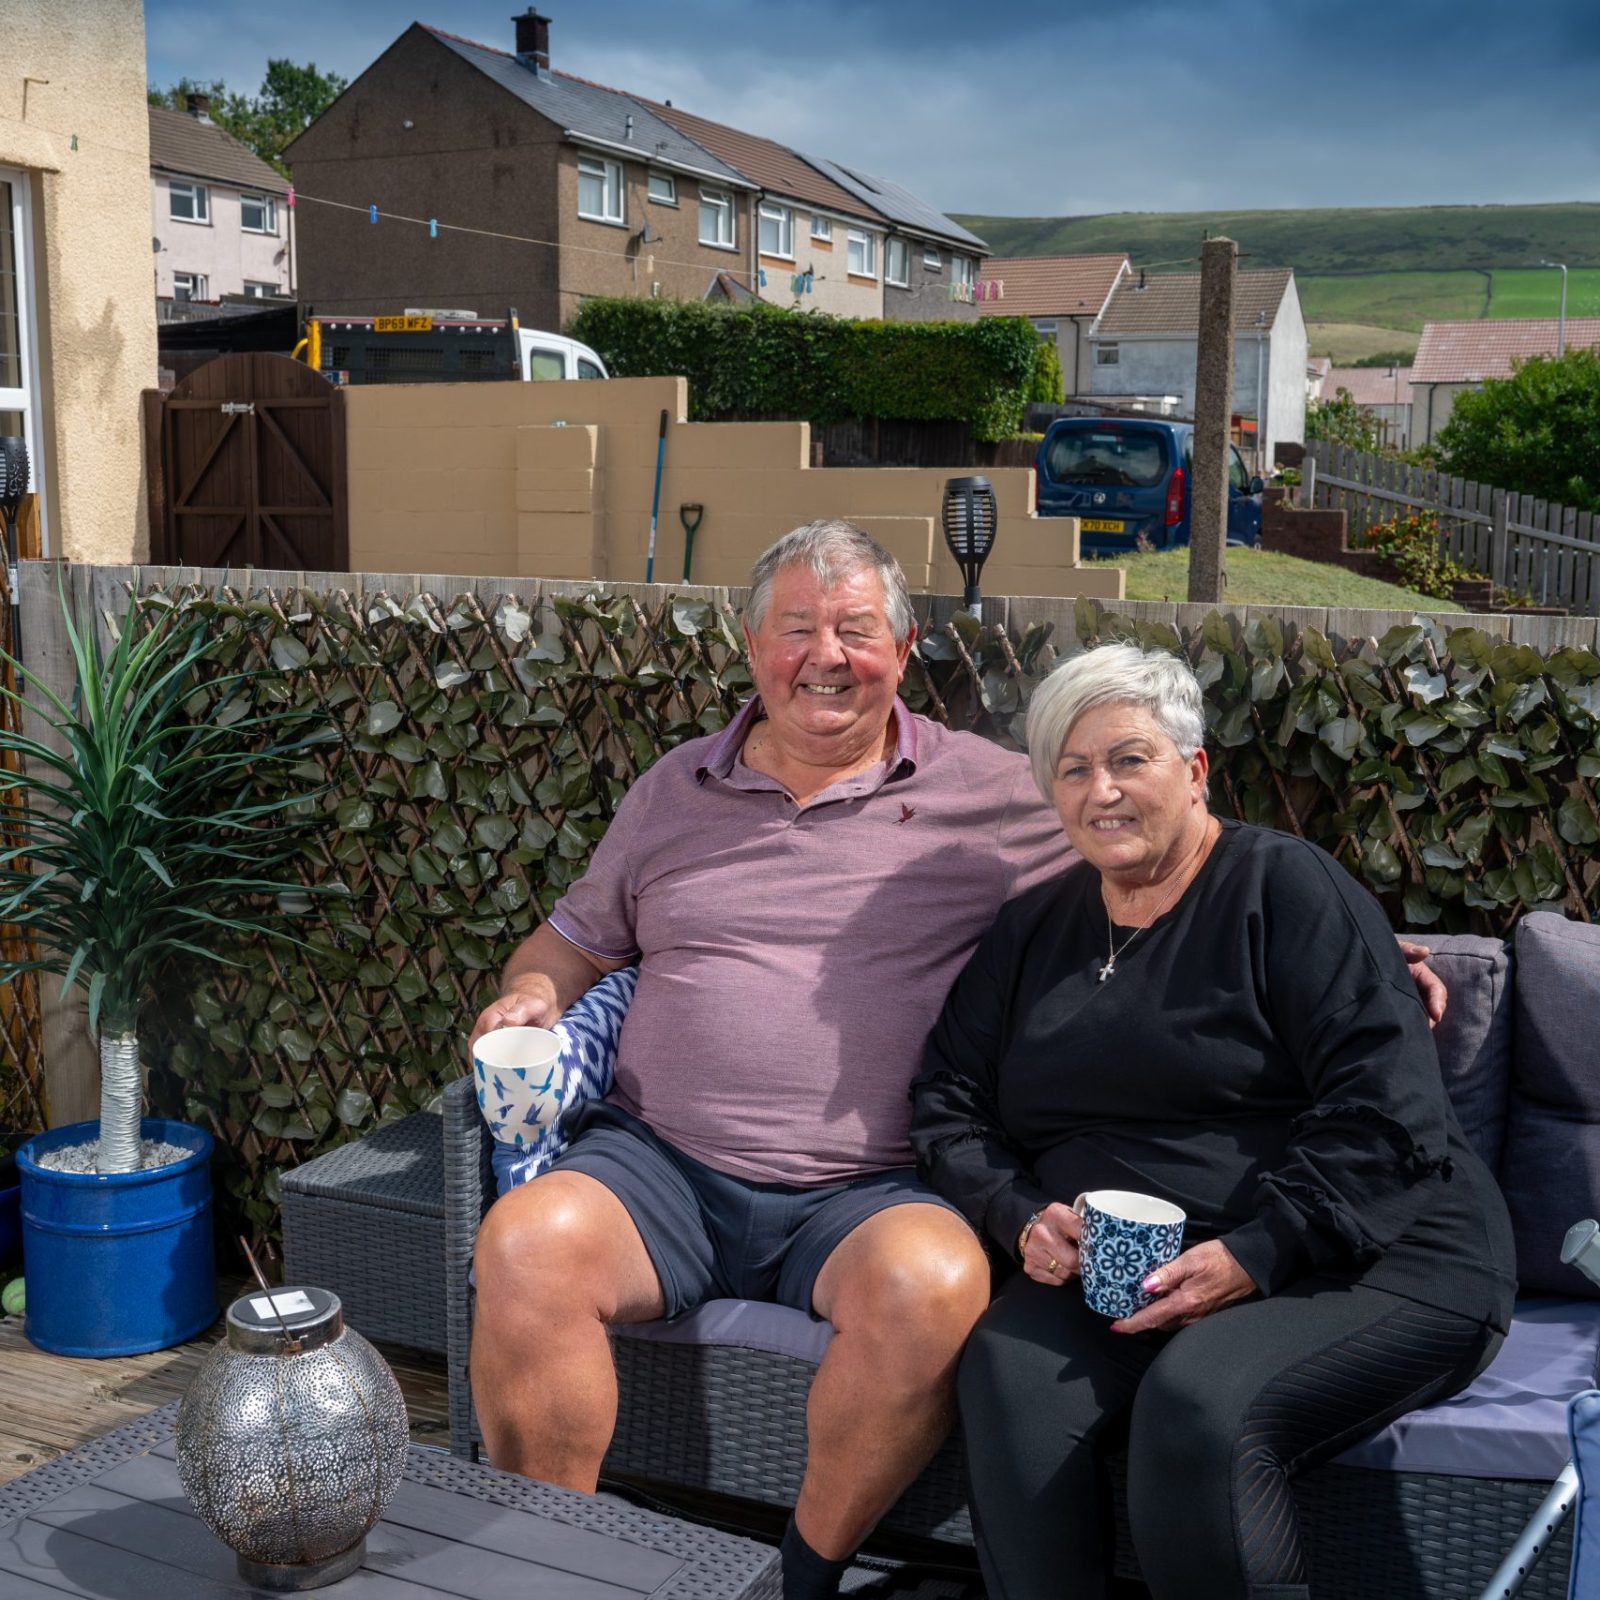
[176,1285,409,1591]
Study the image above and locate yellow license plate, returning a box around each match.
[1080,518,1125,533]
[375,315,432,332]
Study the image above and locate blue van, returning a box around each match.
[1034,417,1263,554]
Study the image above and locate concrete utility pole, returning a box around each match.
[1188,236,1237,603]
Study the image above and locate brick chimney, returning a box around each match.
[185,91,212,122]
[513,9,551,72]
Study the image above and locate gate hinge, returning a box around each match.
[220,402,255,415]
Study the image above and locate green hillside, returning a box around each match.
[954,204,1600,276]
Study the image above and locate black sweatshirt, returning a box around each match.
[910,820,1516,1330]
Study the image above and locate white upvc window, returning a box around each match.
[923,246,941,271]
[885,237,910,287]
[243,280,280,298]
[951,254,975,290]
[169,180,210,223]
[647,171,677,205]
[0,168,46,550]
[758,202,793,259]
[847,230,876,277]
[577,155,624,224]
[811,214,832,242]
[1096,341,1120,366]
[172,271,209,302]
[699,187,735,248]
[240,192,277,233]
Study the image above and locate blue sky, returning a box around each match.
[144,0,1600,218]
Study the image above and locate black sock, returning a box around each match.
[780,1516,850,1600]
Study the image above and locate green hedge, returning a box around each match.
[568,298,1040,442]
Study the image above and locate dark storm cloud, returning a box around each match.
[144,0,1600,215]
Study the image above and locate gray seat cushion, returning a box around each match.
[1500,914,1600,1297]
[616,1298,833,1365]
[1402,932,1515,1172]
[1335,1297,1600,1479]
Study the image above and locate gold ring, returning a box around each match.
[1047,1257,1060,1275]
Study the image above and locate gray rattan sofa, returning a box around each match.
[426,915,1599,1597]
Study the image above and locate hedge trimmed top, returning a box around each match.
[567,298,1043,442]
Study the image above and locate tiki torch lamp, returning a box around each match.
[942,475,997,621]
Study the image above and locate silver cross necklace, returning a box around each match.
[1097,820,1216,982]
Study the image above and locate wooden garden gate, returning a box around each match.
[145,353,348,570]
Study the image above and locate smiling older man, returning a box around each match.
[467,519,1444,1599]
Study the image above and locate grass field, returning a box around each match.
[1096,548,1436,610]
[1490,267,1600,319]
[956,203,1600,278]
[1303,324,1420,363]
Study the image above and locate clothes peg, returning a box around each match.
[429,218,438,238]
[369,204,378,224]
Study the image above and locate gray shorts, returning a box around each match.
[550,1102,965,1319]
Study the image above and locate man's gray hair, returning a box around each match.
[1025,643,1207,803]
[746,520,916,641]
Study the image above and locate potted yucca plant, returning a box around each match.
[0,581,322,1354]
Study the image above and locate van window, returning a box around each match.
[1228,448,1250,492]
[577,358,604,380]
[1045,429,1167,488]
[528,348,565,381]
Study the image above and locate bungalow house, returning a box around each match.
[976,254,1131,393]
[1087,269,1308,467]
[1410,318,1600,444]
[150,97,294,307]
[1321,365,1414,450]
[1,0,157,563]
[639,100,887,319]
[284,14,759,326]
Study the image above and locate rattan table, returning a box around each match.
[0,1402,781,1598]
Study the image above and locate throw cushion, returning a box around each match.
[1500,913,1600,1297]
[489,966,638,1195]
[1398,931,1515,1172]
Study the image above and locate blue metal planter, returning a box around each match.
[16,1117,217,1357]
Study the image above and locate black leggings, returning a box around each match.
[958,1272,1501,1600]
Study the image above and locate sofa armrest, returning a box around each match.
[443,1074,492,1459]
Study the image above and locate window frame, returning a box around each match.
[242,280,280,299]
[647,171,677,206]
[171,271,209,302]
[810,214,832,242]
[0,167,47,551]
[847,229,877,279]
[168,180,210,224]
[239,192,277,234]
[698,186,736,250]
[576,155,625,225]
[950,254,975,290]
[1096,341,1121,367]
[923,246,942,272]
[885,237,910,287]
[758,201,794,260]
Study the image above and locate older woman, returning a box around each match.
[910,643,1515,1600]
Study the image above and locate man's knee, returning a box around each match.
[475,1173,617,1309]
[827,1209,990,1350]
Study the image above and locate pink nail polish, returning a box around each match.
[1142,1274,1162,1292]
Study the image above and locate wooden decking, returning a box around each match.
[0,1286,449,1488]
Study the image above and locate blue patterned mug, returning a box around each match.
[473,1026,565,1147]
[1072,1189,1186,1319]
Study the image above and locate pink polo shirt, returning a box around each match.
[548,698,1075,1185]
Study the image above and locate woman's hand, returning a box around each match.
[1397,939,1447,1029]
[1109,1240,1255,1333]
[1018,1201,1082,1287]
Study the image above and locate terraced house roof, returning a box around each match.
[420,26,753,189]
[640,101,876,225]
[1323,367,1414,407]
[1410,318,1600,384]
[976,254,1129,319]
[148,106,287,194]
[1095,269,1295,336]
[801,154,986,252]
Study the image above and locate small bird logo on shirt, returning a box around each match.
[896,804,916,824]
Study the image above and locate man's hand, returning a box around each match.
[1397,939,1447,1030]
[468,980,560,1052]
[1017,1200,1082,1287]
[1109,1240,1255,1334]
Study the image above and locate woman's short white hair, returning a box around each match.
[746,520,915,642]
[1025,643,1207,802]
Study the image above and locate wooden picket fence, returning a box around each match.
[1306,442,1600,615]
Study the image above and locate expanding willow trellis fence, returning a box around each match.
[15,563,1600,1246]
[1307,441,1600,615]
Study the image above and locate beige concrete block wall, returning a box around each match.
[346,376,1123,600]
[1,0,158,562]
